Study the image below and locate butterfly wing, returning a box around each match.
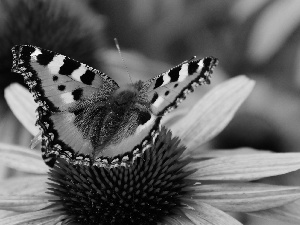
[12,45,119,166]
[143,57,218,116]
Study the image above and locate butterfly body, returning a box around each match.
[12,45,218,168]
[68,81,157,158]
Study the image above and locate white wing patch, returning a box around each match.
[48,55,65,74]
[70,64,87,82]
[152,96,164,108]
[160,72,171,86]
[178,63,189,82]
[60,92,76,104]
[31,48,42,58]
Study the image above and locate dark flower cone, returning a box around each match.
[48,128,197,225]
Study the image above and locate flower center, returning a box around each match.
[48,128,197,225]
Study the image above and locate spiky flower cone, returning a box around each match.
[48,128,196,225]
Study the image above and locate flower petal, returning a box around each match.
[0,211,18,220]
[193,183,300,212]
[0,196,52,212]
[247,0,300,63]
[4,83,39,136]
[172,76,255,152]
[190,147,270,159]
[162,216,195,225]
[0,143,48,174]
[0,176,48,195]
[181,202,242,225]
[187,153,300,181]
[249,200,300,224]
[0,208,63,225]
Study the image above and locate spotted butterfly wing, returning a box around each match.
[143,57,218,116]
[12,45,119,166]
[12,45,218,168]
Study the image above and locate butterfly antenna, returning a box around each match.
[182,56,196,64]
[114,38,133,84]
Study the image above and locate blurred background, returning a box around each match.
[1,0,300,224]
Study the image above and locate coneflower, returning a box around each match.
[2,77,300,225]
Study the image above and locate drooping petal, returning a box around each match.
[249,200,300,224]
[171,76,255,152]
[193,183,300,212]
[187,153,300,181]
[0,143,48,174]
[0,208,64,225]
[181,202,242,225]
[4,84,39,136]
[190,147,270,159]
[0,196,52,212]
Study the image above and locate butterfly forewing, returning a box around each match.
[12,45,119,111]
[11,45,119,166]
[144,57,218,116]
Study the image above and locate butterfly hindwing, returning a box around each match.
[11,45,119,166]
[144,57,218,116]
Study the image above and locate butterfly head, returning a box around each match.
[112,81,143,105]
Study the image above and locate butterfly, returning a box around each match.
[11,45,218,168]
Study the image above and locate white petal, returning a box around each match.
[231,0,269,22]
[162,216,195,225]
[171,76,255,152]
[0,210,18,220]
[193,183,300,212]
[181,202,242,225]
[0,208,62,225]
[0,176,48,196]
[5,83,39,136]
[0,143,48,174]
[190,147,270,159]
[187,153,300,181]
[0,196,52,212]
[162,108,188,129]
[249,200,300,224]
[247,0,300,63]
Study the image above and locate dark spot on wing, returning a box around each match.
[80,70,95,85]
[53,75,58,81]
[151,92,159,104]
[188,61,199,75]
[58,85,65,91]
[36,50,55,66]
[169,66,181,82]
[20,46,35,61]
[59,58,81,75]
[203,57,213,68]
[154,76,164,89]
[174,83,178,88]
[138,111,151,125]
[72,88,83,101]
[165,91,170,96]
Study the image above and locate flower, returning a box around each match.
[2,76,300,224]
